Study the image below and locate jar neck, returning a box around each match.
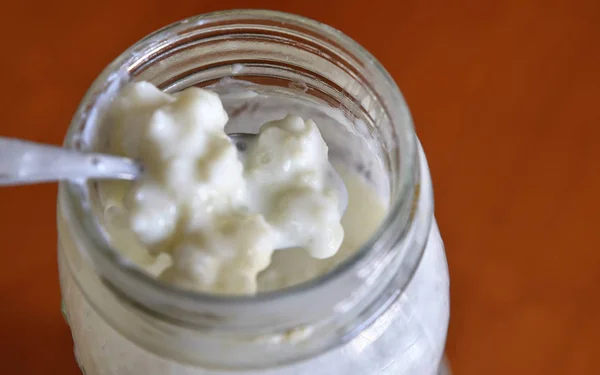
[60,10,429,368]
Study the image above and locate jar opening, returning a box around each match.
[61,9,420,328]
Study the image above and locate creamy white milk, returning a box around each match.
[99,82,360,295]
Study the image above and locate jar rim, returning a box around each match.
[61,9,420,310]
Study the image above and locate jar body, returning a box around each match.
[58,143,449,375]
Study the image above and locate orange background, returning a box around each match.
[1,0,599,374]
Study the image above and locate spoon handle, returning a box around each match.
[0,137,140,186]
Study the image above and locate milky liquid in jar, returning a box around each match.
[98,82,346,295]
[58,10,450,375]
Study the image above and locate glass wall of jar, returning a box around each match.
[58,9,450,375]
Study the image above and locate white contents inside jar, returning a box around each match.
[99,82,386,295]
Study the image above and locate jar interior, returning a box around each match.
[91,77,392,292]
[82,24,406,294]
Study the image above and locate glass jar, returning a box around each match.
[58,9,450,375]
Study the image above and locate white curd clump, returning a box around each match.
[100,82,344,295]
